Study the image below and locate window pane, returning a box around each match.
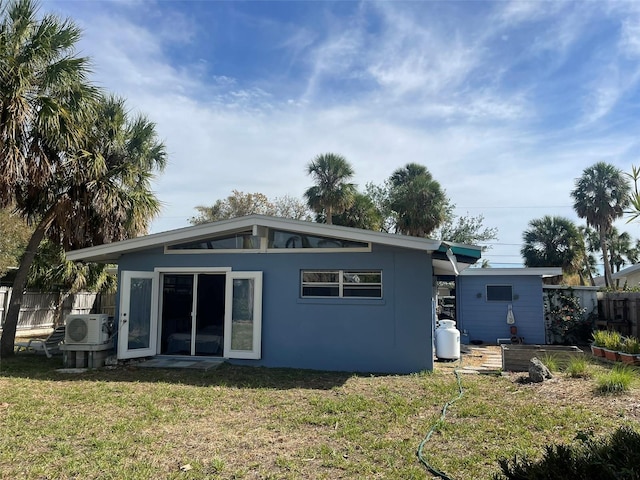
[302,286,340,297]
[230,279,254,350]
[168,234,259,250]
[303,271,339,283]
[128,278,152,350]
[343,286,382,298]
[487,285,512,302]
[343,272,381,284]
[269,229,368,249]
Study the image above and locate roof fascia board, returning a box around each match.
[460,267,563,277]
[612,263,640,278]
[66,214,446,262]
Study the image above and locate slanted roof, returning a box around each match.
[612,263,640,279]
[65,215,482,275]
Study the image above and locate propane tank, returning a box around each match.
[435,319,460,360]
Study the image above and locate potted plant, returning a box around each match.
[602,330,623,362]
[591,330,608,358]
[619,336,640,365]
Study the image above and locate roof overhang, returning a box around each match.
[612,263,640,279]
[65,215,482,276]
[459,267,563,277]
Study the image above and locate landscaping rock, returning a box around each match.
[528,357,553,383]
[104,355,118,367]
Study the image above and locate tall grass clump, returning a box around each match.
[595,364,635,394]
[541,353,559,372]
[564,356,591,378]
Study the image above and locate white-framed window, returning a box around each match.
[301,270,383,298]
[486,285,513,302]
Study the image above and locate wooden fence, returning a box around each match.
[597,291,640,338]
[0,287,116,333]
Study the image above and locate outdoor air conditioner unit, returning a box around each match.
[65,314,110,345]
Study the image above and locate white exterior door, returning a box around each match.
[223,271,263,359]
[118,271,159,359]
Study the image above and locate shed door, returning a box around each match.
[118,271,159,359]
[224,271,262,359]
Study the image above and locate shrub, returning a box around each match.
[494,426,640,480]
[591,329,609,347]
[595,364,635,394]
[621,336,640,354]
[602,330,623,351]
[544,289,589,344]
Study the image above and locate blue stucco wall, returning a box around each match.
[456,275,545,345]
[117,244,434,373]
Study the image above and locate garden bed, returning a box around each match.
[501,344,584,372]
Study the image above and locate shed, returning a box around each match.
[66,215,481,373]
[456,267,562,345]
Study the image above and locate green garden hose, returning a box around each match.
[416,364,464,480]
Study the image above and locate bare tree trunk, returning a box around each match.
[0,208,56,357]
[582,253,595,286]
[600,228,614,289]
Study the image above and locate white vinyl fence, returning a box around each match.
[0,287,115,332]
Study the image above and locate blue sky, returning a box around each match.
[46,0,640,268]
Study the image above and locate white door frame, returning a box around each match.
[223,271,263,359]
[118,271,159,359]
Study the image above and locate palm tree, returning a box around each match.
[607,228,633,274]
[0,93,166,356]
[27,240,116,293]
[571,162,630,288]
[521,216,584,276]
[388,163,448,237]
[304,153,356,224]
[0,0,97,202]
[0,0,98,355]
[578,225,600,286]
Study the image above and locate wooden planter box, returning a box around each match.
[501,344,584,372]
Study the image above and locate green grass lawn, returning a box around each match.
[0,355,639,479]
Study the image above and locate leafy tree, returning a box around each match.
[363,181,395,232]
[192,191,277,224]
[521,216,584,277]
[388,163,448,237]
[330,192,382,230]
[437,205,498,247]
[304,153,356,225]
[271,195,313,222]
[190,190,312,225]
[0,207,31,278]
[571,162,630,288]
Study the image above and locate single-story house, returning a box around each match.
[612,264,640,288]
[66,215,482,373]
[455,267,562,345]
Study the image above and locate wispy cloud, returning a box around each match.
[45,0,640,267]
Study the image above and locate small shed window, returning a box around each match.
[486,285,512,302]
[301,270,382,298]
